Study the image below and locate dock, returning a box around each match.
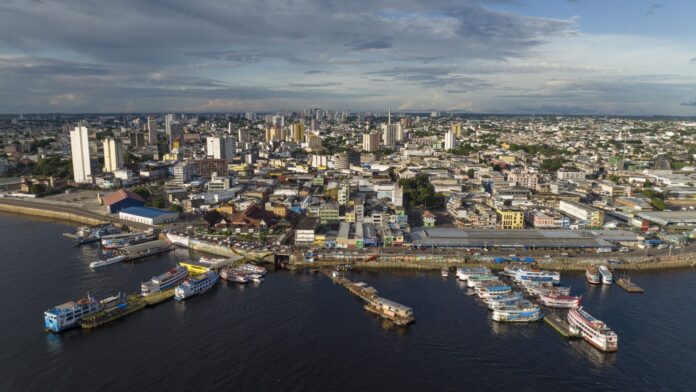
[326,270,414,325]
[616,277,644,293]
[544,313,581,339]
[143,289,175,306]
[81,295,146,329]
[117,240,174,262]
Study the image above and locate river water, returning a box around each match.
[1,213,694,391]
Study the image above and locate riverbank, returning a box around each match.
[0,199,108,226]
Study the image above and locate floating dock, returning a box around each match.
[143,289,175,306]
[81,295,146,329]
[326,270,414,325]
[616,277,644,293]
[118,240,174,262]
[544,313,581,339]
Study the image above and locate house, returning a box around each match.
[422,211,436,227]
[102,189,146,213]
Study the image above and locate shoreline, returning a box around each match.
[0,200,109,226]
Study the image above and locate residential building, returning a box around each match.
[70,123,92,183]
[102,137,123,173]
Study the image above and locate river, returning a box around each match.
[1,213,694,391]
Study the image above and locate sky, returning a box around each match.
[0,0,695,115]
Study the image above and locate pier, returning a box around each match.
[326,270,414,325]
[544,313,581,339]
[616,277,644,293]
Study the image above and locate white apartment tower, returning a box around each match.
[444,129,457,150]
[206,135,236,160]
[70,123,92,183]
[103,137,123,173]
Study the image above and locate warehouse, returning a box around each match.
[410,228,614,250]
[118,206,179,226]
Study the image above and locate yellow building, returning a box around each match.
[496,208,524,229]
[272,204,288,218]
[344,211,356,223]
[498,155,517,164]
[216,205,235,214]
[292,123,305,143]
[313,233,326,247]
[452,123,463,137]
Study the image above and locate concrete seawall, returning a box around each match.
[0,202,108,226]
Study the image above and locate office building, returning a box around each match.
[363,132,381,152]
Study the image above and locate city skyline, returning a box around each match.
[1,0,695,115]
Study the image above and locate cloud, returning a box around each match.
[646,3,663,15]
[681,99,696,107]
[346,38,392,50]
[690,57,696,63]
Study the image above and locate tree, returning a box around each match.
[169,204,183,213]
[150,197,166,209]
[540,158,564,172]
[30,183,47,194]
[466,169,476,179]
[132,186,151,200]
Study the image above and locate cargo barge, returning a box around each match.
[80,294,146,329]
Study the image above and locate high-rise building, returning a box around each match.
[165,114,174,135]
[129,131,146,149]
[168,122,184,150]
[451,123,463,137]
[362,132,380,152]
[238,128,250,144]
[292,123,305,143]
[103,137,123,173]
[174,162,194,185]
[147,116,158,144]
[70,123,92,183]
[381,107,398,147]
[206,135,236,161]
[444,129,457,150]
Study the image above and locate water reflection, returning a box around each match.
[489,319,542,337]
[568,339,617,366]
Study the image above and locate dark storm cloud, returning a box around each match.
[681,99,696,107]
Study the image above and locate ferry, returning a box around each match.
[466,274,500,288]
[236,263,267,276]
[174,271,219,300]
[492,302,543,322]
[567,307,618,352]
[220,268,250,283]
[488,296,526,311]
[364,297,415,326]
[529,285,572,298]
[249,273,264,283]
[72,225,121,245]
[199,256,227,265]
[441,268,449,278]
[141,265,189,296]
[101,232,153,249]
[484,291,524,305]
[44,294,117,332]
[539,293,582,308]
[475,284,512,299]
[456,267,490,281]
[598,265,613,285]
[507,268,561,285]
[586,265,601,284]
[89,255,126,268]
